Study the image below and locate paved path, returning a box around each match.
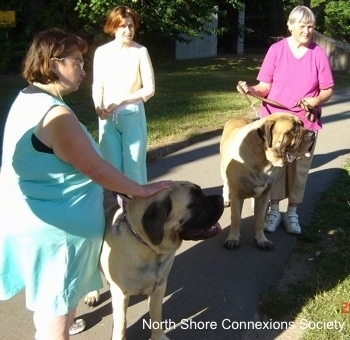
[1,88,349,340]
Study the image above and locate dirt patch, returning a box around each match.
[275,251,315,292]
[241,250,316,340]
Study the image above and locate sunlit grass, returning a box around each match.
[1,55,349,149]
[259,161,350,339]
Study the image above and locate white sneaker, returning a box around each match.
[283,212,301,234]
[263,211,282,232]
[69,318,86,336]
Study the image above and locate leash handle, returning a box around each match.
[236,84,259,117]
[298,99,320,122]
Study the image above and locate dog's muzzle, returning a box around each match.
[284,130,316,162]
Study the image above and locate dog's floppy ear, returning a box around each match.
[257,120,275,148]
[142,195,172,245]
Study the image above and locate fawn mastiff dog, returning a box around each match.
[85,181,224,339]
[220,113,315,250]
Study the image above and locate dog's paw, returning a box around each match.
[255,238,274,251]
[84,290,100,307]
[223,238,240,250]
[224,200,231,208]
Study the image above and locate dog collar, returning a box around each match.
[111,191,149,246]
[122,214,150,247]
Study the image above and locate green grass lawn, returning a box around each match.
[0,55,265,159]
[65,55,266,145]
[1,55,349,149]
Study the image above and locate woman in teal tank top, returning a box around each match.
[0,28,171,340]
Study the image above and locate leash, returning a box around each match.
[236,83,290,114]
[236,83,319,122]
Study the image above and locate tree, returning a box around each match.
[243,0,287,51]
[75,0,225,39]
[1,0,348,72]
[324,1,350,43]
[75,0,241,60]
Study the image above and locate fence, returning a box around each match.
[313,31,350,73]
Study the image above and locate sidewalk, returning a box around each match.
[1,88,349,340]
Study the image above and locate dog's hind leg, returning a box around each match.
[254,195,274,250]
[148,282,170,340]
[224,195,244,250]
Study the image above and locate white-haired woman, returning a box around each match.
[238,6,334,234]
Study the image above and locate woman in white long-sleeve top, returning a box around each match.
[92,5,155,185]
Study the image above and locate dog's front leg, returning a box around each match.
[148,282,170,340]
[110,285,130,340]
[221,174,231,207]
[224,195,244,250]
[84,289,100,306]
[254,195,274,250]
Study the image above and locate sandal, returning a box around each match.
[69,318,86,336]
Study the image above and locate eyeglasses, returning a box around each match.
[53,57,84,70]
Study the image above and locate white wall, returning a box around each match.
[175,11,218,60]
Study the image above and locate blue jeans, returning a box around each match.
[99,102,147,184]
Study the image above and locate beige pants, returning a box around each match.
[270,134,318,204]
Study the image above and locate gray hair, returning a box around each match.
[287,5,316,29]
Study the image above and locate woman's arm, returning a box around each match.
[302,87,333,108]
[247,82,271,97]
[92,48,104,110]
[37,106,171,196]
[138,47,155,102]
[238,80,271,98]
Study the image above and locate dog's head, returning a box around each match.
[257,113,315,167]
[125,181,224,251]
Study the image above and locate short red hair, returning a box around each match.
[103,6,140,35]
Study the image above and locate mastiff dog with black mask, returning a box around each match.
[85,181,224,340]
[220,113,315,250]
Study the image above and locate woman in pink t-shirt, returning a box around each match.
[239,6,334,234]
